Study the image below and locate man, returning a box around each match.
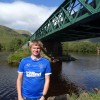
[17,40,52,100]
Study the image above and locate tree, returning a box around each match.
[0,43,3,51]
[8,38,23,52]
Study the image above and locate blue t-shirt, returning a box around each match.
[18,56,52,99]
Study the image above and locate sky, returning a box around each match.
[0,0,64,34]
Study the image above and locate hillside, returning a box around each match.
[14,30,32,37]
[88,37,100,42]
[0,25,29,51]
[71,37,100,43]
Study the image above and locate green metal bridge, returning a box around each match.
[30,0,100,42]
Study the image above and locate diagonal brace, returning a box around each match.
[78,0,95,14]
[61,7,73,23]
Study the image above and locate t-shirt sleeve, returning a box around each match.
[18,59,25,73]
[45,60,52,75]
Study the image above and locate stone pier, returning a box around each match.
[42,41,62,58]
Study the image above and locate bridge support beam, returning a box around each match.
[42,41,62,57]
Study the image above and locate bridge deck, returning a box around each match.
[30,0,100,42]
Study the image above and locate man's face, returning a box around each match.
[31,44,41,56]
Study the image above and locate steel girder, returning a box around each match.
[30,0,100,41]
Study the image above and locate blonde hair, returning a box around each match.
[28,40,43,49]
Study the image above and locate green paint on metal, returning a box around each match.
[30,0,100,41]
[78,0,94,14]
[95,0,100,12]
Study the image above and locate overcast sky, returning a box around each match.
[0,0,64,34]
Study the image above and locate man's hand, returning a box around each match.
[18,97,24,100]
[39,96,45,100]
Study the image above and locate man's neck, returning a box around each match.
[31,55,41,60]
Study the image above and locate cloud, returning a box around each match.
[0,1,56,34]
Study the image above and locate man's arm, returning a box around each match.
[40,75,50,100]
[16,73,23,100]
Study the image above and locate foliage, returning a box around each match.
[67,92,100,100]
[8,47,51,66]
[0,25,30,52]
[0,43,3,51]
[8,48,30,66]
[8,38,24,51]
[62,41,100,54]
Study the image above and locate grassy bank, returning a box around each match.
[67,92,100,100]
[62,41,100,54]
[48,90,100,100]
[8,48,30,66]
[8,41,100,66]
[8,47,51,66]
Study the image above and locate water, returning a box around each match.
[61,53,100,91]
[0,52,100,99]
[0,52,18,100]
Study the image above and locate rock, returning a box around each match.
[93,88,100,94]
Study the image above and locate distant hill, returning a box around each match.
[0,25,29,51]
[14,30,32,37]
[78,37,100,42]
[88,37,100,42]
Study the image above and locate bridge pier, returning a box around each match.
[42,41,62,58]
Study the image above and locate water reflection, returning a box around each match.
[0,53,17,100]
[47,62,80,97]
[61,53,100,91]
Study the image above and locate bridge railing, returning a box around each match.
[30,0,100,41]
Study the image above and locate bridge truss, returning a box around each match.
[30,0,100,42]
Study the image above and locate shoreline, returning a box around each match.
[47,88,100,100]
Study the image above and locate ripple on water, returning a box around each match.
[0,87,17,100]
[0,57,18,100]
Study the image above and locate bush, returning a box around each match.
[0,43,3,51]
[8,48,30,66]
[62,41,100,54]
[8,48,51,66]
[8,38,24,52]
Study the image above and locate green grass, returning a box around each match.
[48,91,100,100]
[0,25,30,51]
[8,47,51,66]
[67,92,100,100]
[8,48,30,66]
[62,41,100,54]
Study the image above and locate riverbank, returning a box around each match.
[47,89,100,100]
[7,48,76,66]
[7,41,100,65]
[8,47,54,66]
[63,41,100,54]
